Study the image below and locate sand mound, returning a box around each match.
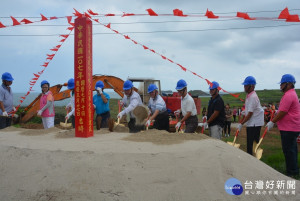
[0,128,299,201]
[2,126,61,136]
[124,129,209,145]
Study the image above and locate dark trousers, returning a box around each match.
[153,111,169,131]
[71,116,75,128]
[0,116,12,129]
[280,131,299,176]
[184,115,198,133]
[246,126,261,155]
[233,115,236,122]
[96,111,110,129]
[224,121,231,135]
[128,118,145,133]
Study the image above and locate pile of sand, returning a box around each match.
[124,129,209,145]
[0,127,299,201]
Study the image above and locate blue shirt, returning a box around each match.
[93,92,110,114]
[0,84,13,115]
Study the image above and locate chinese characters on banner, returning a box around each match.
[74,16,93,137]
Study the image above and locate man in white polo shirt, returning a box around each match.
[175,79,198,133]
[238,76,264,155]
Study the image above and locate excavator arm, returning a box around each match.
[21,75,126,123]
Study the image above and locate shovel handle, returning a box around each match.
[261,127,268,139]
[234,129,239,137]
[254,128,268,153]
[201,117,207,134]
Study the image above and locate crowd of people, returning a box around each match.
[0,72,299,177]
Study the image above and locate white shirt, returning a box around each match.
[148,95,167,114]
[181,94,197,116]
[122,91,143,117]
[66,92,75,116]
[245,91,264,127]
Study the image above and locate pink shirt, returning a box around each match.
[277,89,300,132]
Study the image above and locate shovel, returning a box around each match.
[227,129,241,148]
[60,112,72,128]
[253,127,268,160]
[227,116,245,148]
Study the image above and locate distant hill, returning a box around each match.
[188,90,209,96]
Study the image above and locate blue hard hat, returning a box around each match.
[2,72,14,81]
[175,79,187,90]
[242,76,256,85]
[147,84,158,93]
[67,78,75,90]
[95,81,104,89]
[279,74,296,84]
[209,81,219,90]
[41,80,50,87]
[123,80,133,90]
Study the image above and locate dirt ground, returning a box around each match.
[0,126,299,201]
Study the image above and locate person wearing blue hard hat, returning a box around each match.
[238,76,264,155]
[174,79,198,133]
[37,80,55,129]
[146,84,169,131]
[118,80,144,133]
[93,80,111,130]
[65,78,75,128]
[266,74,299,177]
[0,72,17,129]
[203,81,225,139]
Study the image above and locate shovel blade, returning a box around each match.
[253,147,263,160]
[227,142,241,148]
[60,122,72,128]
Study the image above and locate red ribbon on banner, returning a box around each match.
[173,9,187,17]
[205,9,219,19]
[10,16,21,26]
[87,9,99,16]
[21,18,33,24]
[40,14,48,21]
[147,8,158,16]
[0,22,6,28]
[236,12,255,20]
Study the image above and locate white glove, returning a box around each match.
[198,123,203,127]
[237,123,243,132]
[37,110,42,116]
[174,109,181,116]
[13,107,17,112]
[96,87,102,94]
[175,122,182,130]
[2,111,8,117]
[241,111,245,116]
[146,120,151,127]
[266,121,274,131]
[117,111,125,119]
[93,104,96,109]
[13,114,19,118]
[203,122,208,129]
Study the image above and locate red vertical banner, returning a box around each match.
[74,16,93,138]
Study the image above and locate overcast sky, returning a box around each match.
[0,0,299,95]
